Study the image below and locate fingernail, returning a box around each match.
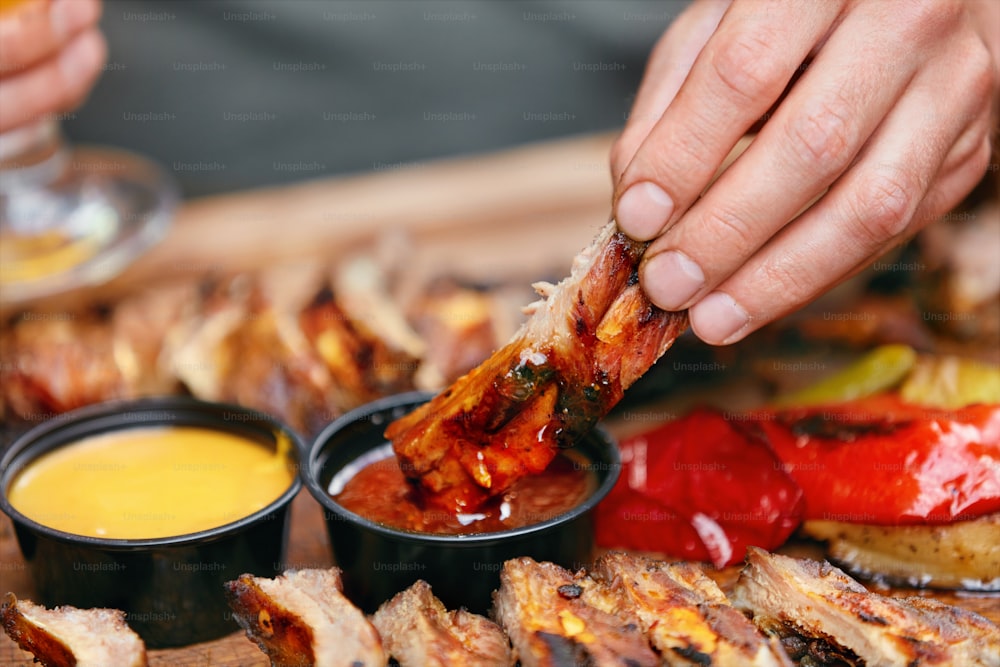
[691,292,750,344]
[59,31,103,84]
[643,250,704,311]
[51,0,94,40]
[616,181,674,241]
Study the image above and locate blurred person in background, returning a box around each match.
[0,0,105,136]
[57,0,671,197]
[2,0,996,344]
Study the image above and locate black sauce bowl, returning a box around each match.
[303,391,621,614]
[0,397,303,648]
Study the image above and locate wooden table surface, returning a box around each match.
[2,131,998,665]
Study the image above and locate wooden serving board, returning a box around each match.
[3,410,1000,666]
[2,132,998,665]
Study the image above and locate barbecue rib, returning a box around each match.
[371,580,513,667]
[0,593,147,667]
[587,552,792,667]
[732,547,1000,666]
[492,556,660,667]
[224,568,386,667]
[386,220,688,511]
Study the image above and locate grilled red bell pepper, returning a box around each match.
[752,394,1000,524]
[595,408,804,568]
[595,395,1000,567]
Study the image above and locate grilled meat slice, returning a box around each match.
[164,277,339,436]
[1,313,127,421]
[109,283,193,397]
[224,568,386,667]
[372,580,512,667]
[405,275,533,390]
[332,255,427,363]
[587,552,791,666]
[387,220,688,512]
[732,547,1000,666]
[299,287,416,414]
[0,593,147,667]
[493,557,659,667]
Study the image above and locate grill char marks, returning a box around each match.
[732,547,1000,667]
[584,552,792,667]
[224,568,386,667]
[371,580,512,667]
[492,557,659,667]
[387,220,688,512]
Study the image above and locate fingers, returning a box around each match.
[686,41,994,345]
[613,0,846,242]
[610,0,730,183]
[0,0,101,74]
[637,0,933,312]
[0,28,107,133]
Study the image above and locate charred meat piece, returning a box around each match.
[587,552,791,666]
[224,568,386,667]
[299,286,416,414]
[372,580,512,667]
[387,221,688,512]
[332,255,427,365]
[1,312,127,421]
[732,547,1000,666]
[165,276,340,436]
[408,277,532,390]
[109,283,194,397]
[0,593,147,667]
[493,557,659,667]
[214,307,338,437]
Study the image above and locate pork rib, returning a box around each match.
[224,568,386,667]
[371,580,513,667]
[386,220,687,511]
[492,556,660,667]
[587,552,792,666]
[732,547,1000,666]
[0,593,147,667]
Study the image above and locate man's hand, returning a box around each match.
[613,0,998,345]
[0,0,106,134]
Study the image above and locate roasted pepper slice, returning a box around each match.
[774,344,916,407]
[595,409,804,568]
[755,394,1000,524]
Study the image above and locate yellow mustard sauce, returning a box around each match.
[7,426,295,539]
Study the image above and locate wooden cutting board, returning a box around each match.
[3,410,999,666]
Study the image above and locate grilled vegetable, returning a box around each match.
[595,408,804,567]
[773,344,916,407]
[803,514,1000,591]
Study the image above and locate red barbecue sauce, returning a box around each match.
[333,446,597,535]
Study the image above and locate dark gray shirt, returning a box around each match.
[65,1,685,196]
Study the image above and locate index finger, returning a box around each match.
[614,0,845,242]
[0,0,101,75]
